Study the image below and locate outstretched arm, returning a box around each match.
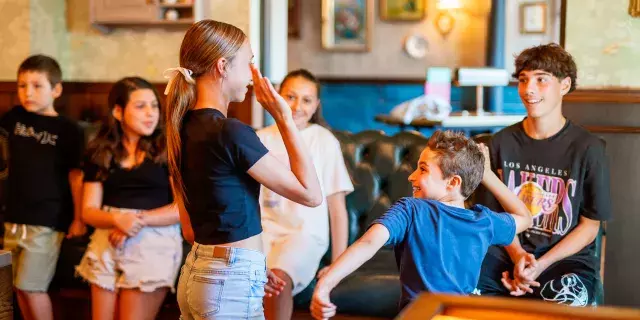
[311,224,389,320]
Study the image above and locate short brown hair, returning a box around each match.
[427,130,484,198]
[17,54,62,86]
[513,43,577,93]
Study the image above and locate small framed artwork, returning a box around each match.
[288,0,301,39]
[321,0,373,52]
[380,0,426,21]
[519,2,547,34]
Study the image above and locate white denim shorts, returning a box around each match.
[76,206,183,292]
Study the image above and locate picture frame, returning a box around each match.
[380,0,426,21]
[520,2,547,34]
[288,0,301,39]
[321,0,373,52]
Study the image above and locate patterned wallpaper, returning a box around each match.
[0,0,31,80]
[565,0,640,88]
[0,0,251,82]
[288,0,491,78]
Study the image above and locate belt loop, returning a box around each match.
[194,243,200,260]
[227,247,234,266]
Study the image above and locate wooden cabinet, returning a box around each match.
[90,0,196,29]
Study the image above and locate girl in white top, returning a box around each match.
[258,69,354,320]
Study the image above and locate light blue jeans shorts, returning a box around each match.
[177,243,267,320]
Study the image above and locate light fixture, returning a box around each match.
[435,0,462,37]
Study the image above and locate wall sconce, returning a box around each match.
[435,0,462,37]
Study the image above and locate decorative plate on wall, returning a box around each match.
[404,33,429,59]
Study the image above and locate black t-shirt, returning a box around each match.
[83,158,172,210]
[0,105,84,231]
[181,109,268,245]
[478,120,611,270]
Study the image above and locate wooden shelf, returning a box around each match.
[159,3,193,8]
[95,19,193,25]
[90,0,196,32]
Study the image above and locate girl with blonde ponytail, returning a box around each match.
[164,20,322,319]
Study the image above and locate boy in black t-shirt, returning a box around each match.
[475,44,611,306]
[1,55,86,320]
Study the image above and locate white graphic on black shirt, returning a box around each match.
[501,162,577,237]
[540,273,589,306]
[14,122,58,146]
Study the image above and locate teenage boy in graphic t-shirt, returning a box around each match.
[475,43,611,307]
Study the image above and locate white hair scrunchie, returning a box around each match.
[163,67,196,95]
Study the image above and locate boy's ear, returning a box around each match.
[447,175,463,191]
[52,83,62,99]
[112,105,123,122]
[560,76,572,95]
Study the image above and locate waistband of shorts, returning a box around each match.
[192,242,265,263]
[102,206,142,214]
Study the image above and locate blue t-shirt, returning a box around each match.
[181,108,269,245]
[373,197,516,309]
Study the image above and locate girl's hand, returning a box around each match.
[250,64,292,121]
[113,213,145,237]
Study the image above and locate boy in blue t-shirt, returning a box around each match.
[310,130,532,319]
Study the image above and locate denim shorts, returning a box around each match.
[177,243,267,320]
[76,206,183,292]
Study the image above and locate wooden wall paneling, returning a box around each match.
[0,82,254,127]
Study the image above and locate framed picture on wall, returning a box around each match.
[520,2,547,34]
[288,0,301,38]
[380,0,426,21]
[321,0,373,52]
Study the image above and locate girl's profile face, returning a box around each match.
[225,40,254,103]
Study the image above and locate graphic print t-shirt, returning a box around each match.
[0,106,84,231]
[478,120,610,269]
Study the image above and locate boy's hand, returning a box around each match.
[479,143,492,178]
[265,269,286,298]
[108,229,128,248]
[311,283,337,320]
[66,219,87,239]
[502,254,542,295]
[113,213,145,236]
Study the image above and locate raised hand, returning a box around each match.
[479,143,492,178]
[250,64,292,121]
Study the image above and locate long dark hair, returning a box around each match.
[280,69,329,128]
[165,20,246,206]
[86,77,166,180]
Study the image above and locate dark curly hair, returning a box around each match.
[427,130,484,199]
[513,43,577,93]
[86,77,166,180]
